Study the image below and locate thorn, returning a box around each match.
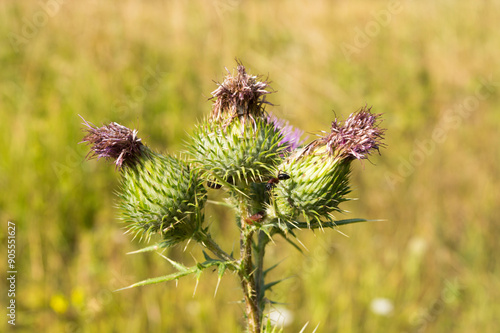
[156,252,169,260]
[214,277,221,298]
[184,238,192,252]
[335,229,350,238]
[295,237,308,252]
[193,278,199,297]
[299,321,309,333]
[114,285,133,292]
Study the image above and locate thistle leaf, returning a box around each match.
[332,218,374,226]
[117,258,231,291]
[164,257,190,272]
[202,250,215,262]
[126,242,172,254]
[293,218,381,229]
[263,260,283,277]
[264,279,286,291]
[281,236,303,253]
[116,268,198,291]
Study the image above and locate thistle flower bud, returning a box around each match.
[81,117,206,245]
[269,154,352,225]
[119,154,206,245]
[210,62,273,127]
[269,107,385,226]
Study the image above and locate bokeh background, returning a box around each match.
[1,0,499,332]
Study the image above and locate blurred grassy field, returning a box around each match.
[1,0,499,332]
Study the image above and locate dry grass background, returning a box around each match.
[1,0,499,332]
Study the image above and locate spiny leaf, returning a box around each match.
[126,242,171,254]
[162,256,189,272]
[264,278,286,291]
[293,218,382,229]
[282,235,303,253]
[333,218,381,226]
[116,268,198,291]
[117,259,227,291]
[202,250,214,262]
[272,229,303,252]
[263,260,284,277]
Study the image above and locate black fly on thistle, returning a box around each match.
[265,171,291,191]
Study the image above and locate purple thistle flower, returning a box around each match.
[210,61,273,126]
[298,106,385,161]
[267,113,306,152]
[80,116,145,169]
[325,106,385,160]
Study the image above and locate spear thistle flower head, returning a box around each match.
[80,116,146,169]
[189,63,286,186]
[210,62,273,127]
[268,106,385,226]
[80,116,206,245]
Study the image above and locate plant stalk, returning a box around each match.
[255,231,269,314]
[239,229,260,333]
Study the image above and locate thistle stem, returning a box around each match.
[239,228,260,333]
[255,231,269,314]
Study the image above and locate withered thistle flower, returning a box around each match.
[210,62,273,127]
[81,116,145,168]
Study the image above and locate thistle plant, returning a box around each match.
[81,63,385,333]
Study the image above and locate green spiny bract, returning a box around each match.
[267,152,351,227]
[119,152,207,244]
[188,117,288,186]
